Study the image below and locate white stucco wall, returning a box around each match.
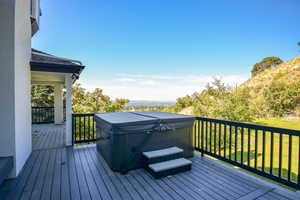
[14,0,32,176]
[0,0,32,177]
[0,0,16,162]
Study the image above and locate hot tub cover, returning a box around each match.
[95,111,195,135]
[95,111,195,172]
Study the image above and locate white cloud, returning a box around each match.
[115,78,137,82]
[79,73,248,101]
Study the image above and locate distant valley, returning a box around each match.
[126,100,175,107]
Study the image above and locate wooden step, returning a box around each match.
[146,158,192,179]
[142,147,184,164]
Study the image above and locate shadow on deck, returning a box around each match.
[0,124,298,200]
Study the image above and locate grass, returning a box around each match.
[194,117,300,191]
[255,118,300,130]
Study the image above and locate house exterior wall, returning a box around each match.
[14,0,32,176]
[0,0,16,165]
[0,0,32,177]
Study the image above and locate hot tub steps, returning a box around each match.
[142,146,184,164]
[143,147,192,179]
[146,158,192,179]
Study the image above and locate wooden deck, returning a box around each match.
[32,124,65,150]
[0,124,298,200]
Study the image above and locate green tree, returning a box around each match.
[183,78,255,122]
[72,84,88,113]
[31,85,54,107]
[106,98,129,112]
[251,57,283,77]
[263,80,300,116]
[85,88,111,113]
[173,95,193,112]
[72,84,129,113]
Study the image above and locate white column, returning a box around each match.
[54,84,64,124]
[65,75,73,146]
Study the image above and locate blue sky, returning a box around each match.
[32,0,300,101]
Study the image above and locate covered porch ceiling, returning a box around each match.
[31,71,67,85]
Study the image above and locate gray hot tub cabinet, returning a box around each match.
[95,111,195,173]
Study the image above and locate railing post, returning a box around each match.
[72,114,74,146]
[201,120,204,157]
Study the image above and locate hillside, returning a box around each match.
[241,56,300,88]
[172,55,300,121]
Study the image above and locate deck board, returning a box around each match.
[67,148,80,200]
[84,148,122,200]
[51,148,62,200]
[60,148,71,200]
[80,149,112,200]
[73,148,92,200]
[135,169,175,200]
[0,124,298,200]
[89,148,133,200]
[9,151,40,200]
[32,124,65,150]
[20,149,45,200]
[191,159,256,195]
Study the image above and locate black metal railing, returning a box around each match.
[72,113,96,145]
[32,107,54,124]
[194,117,300,189]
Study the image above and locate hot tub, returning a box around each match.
[95,111,195,173]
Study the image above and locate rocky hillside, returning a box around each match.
[241,56,300,88]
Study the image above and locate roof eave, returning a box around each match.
[30,61,85,74]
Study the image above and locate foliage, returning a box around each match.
[251,57,283,77]
[32,84,128,113]
[170,77,300,122]
[31,85,54,107]
[173,95,193,112]
[190,79,255,122]
[295,106,300,117]
[262,80,300,117]
[72,84,129,113]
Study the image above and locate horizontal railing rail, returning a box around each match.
[32,107,54,124]
[194,116,300,189]
[72,113,96,145]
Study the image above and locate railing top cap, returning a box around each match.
[196,116,300,136]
